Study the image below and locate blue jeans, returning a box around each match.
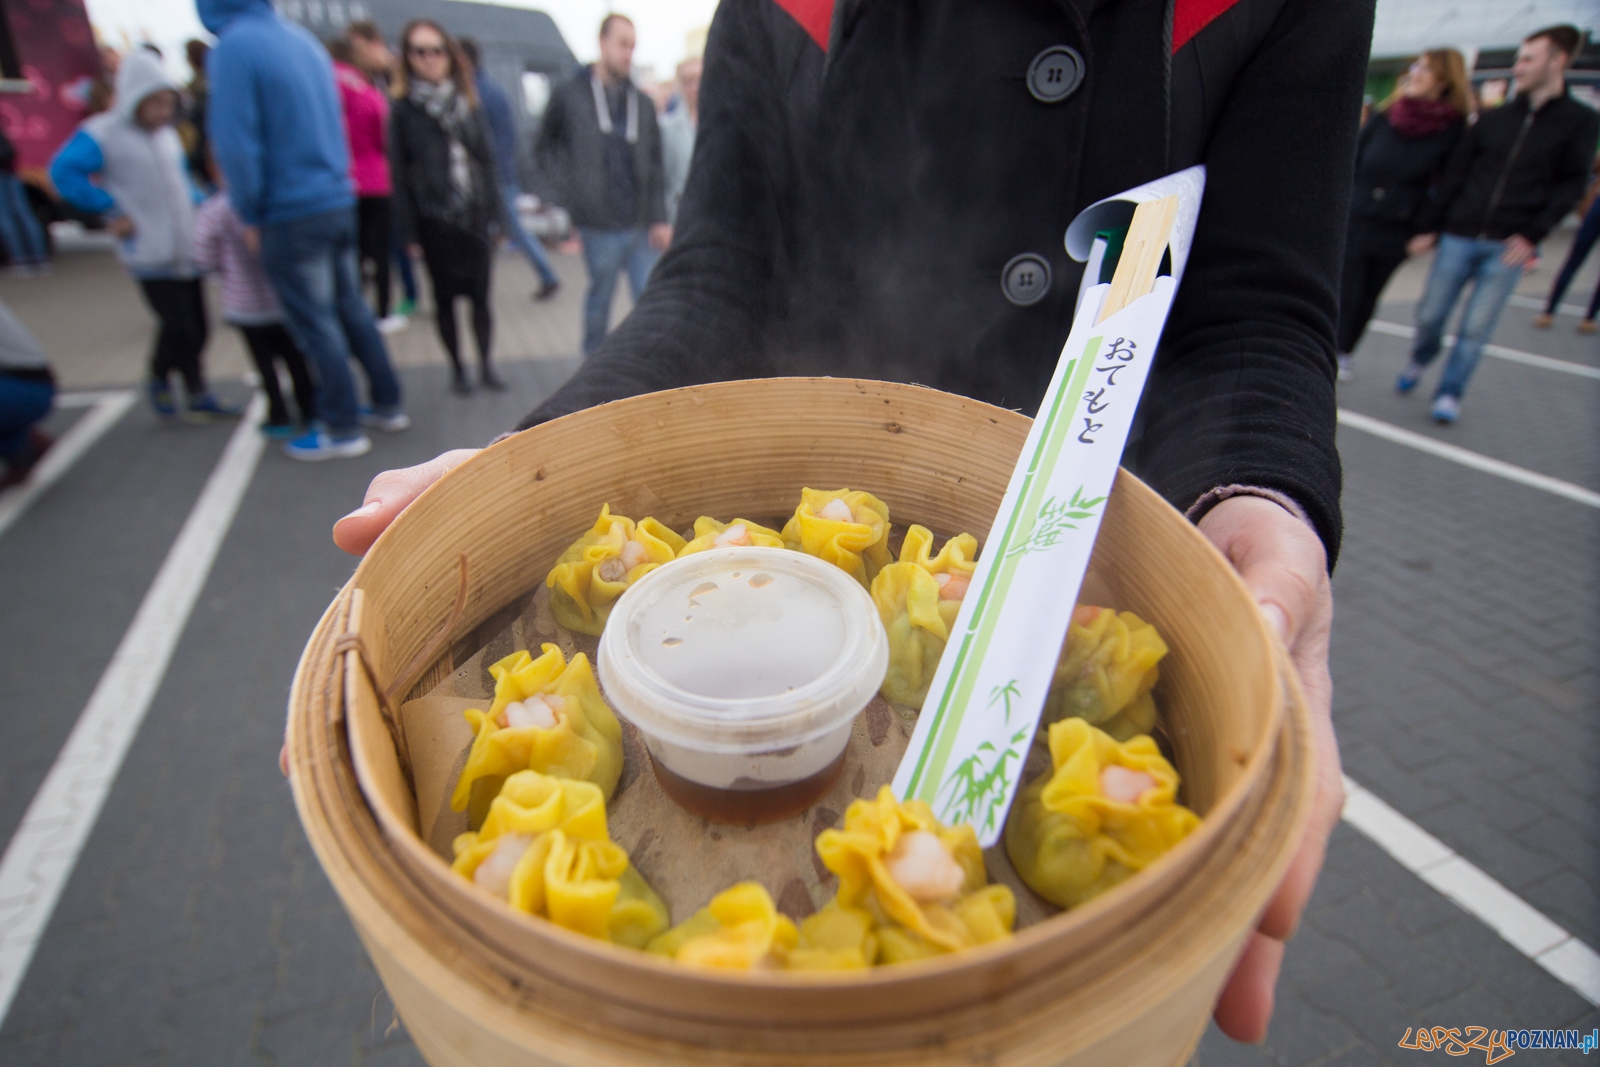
[260,207,401,435]
[0,174,45,265]
[1545,197,1600,320]
[1412,234,1525,400]
[0,375,52,462]
[502,181,558,289]
[579,227,659,355]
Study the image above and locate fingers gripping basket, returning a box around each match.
[286,378,1316,1067]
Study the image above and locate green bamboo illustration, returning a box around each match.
[1006,485,1109,557]
[937,725,1031,836]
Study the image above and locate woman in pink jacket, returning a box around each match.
[329,37,404,331]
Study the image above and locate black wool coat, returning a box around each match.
[389,92,503,242]
[520,0,1375,564]
[1347,110,1464,256]
[534,68,668,231]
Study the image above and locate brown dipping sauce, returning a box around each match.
[647,747,849,825]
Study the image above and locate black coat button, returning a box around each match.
[1371,187,1386,200]
[1026,46,1084,104]
[1002,253,1052,306]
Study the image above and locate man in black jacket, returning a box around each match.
[535,14,670,354]
[1402,24,1600,423]
[331,0,1373,1040]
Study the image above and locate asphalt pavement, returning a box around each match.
[0,231,1595,1066]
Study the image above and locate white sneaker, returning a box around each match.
[377,314,409,334]
[1430,395,1459,424]
[283,430,373,461]
[1336,354,1353,381]
[359,407,411,433]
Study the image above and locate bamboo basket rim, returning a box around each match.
[333,378,1293,994]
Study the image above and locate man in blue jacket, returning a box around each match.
[460,37,562,301]
[199,0,408,460]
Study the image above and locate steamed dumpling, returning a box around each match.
[1044,606,1167,741]
[870,525,978,707]
[451,646,624,826]
[1004,718,1200,910]
[546,504,687,635]
[780,488,893,586]
[451,770,668,947]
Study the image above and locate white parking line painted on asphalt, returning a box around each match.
[1508,293,1590,319]
[1366,320,1600,380]
[0,393,266,1025]
[54,390,133,409]
[1343,777,1600,1006]
[1337,409,1600,509]
[0,390,136,541]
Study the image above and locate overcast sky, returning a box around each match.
[83,0,721,81]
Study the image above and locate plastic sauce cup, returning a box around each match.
[598,547,888,824]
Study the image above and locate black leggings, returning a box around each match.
[417,218,493,374]
[1336,242,1407,356]
[357,196,393,319]
[137,277,208,394]
[238,322,316,426]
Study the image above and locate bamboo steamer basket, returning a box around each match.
[287,377,1316,1066]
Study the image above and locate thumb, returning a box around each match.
[332,449,478,556]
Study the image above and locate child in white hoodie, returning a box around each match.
[50,50,239,421]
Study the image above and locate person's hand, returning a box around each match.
[648,222,672,251]
[1197,494,1341,1043]
[1405,232,1437,256]
[241,225,260,254]
[408,242,422,260]
[331,448,479,556]
[1501,234,1536,269]
[106,216,135,239]
[281,448,482,777]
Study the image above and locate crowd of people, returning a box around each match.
[1337,23,1599,423]
[0,6,699,473]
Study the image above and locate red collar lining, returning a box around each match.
[771,0,1241,54]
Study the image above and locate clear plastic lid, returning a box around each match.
[597,547,888,756]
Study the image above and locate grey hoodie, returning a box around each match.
[50,52,197,276]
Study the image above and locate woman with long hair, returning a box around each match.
[1336,49,1473,380]
[389,19,504,393]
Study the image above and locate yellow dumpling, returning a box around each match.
[789,902,878,970]
[677,516,787,555]
[546,504,687,635]
[1044,605,1167,741]
[870,525,979,707]
[646,881,798,968]
[780,488,893,586]
[450,646,625,825]
[451,770,669,947]
[1004,718,1200,910]
[811,786,1014,962]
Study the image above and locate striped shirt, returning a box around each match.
[191,193,282,325]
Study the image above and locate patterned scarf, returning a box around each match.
[408,78,474,213]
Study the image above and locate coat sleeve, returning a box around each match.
[471,109,506,224]
[532,81,569,196]
[1522,108,1600,244]
[49,129,115,215]
[207,44,268,226]
[1412,119,1476,235]
[639,100,668,227]
[1135,0,1377,564]
[388,104,416,243]
[515,1,777,429]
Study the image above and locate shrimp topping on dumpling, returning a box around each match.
[885,830,965,904]
[499,692,562,730]
[677,516,787,556]
[546,505,686,635]
[1099,765,1157,804]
